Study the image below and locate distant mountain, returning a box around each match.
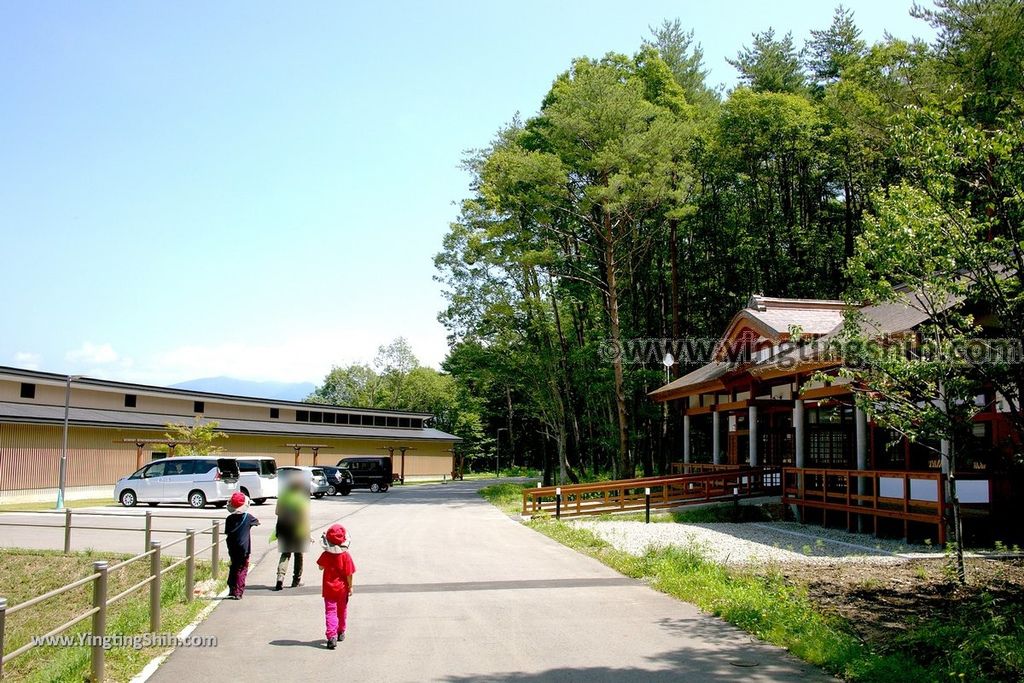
[171,377,316,402]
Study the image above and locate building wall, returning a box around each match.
[0,422,454,493]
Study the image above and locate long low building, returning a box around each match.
[0,366,461,503]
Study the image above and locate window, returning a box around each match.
[260,460,277,476]
[193,401,205,413]
[124,394,137,408]
[193,460,218,474]
[19,383,35,399]
[310,411,323,423]
[296,410,309,422]
[163,460,194,476]
[144,462,166,478]
[387,417,398,427]
[361,415,375,426]
[270,408,280,419]
[411,419,423,429]
[399,417,410,428]
[374,416,386,427]
[323,412,336,424]
[238,460,260,473]
[336,414,349,425]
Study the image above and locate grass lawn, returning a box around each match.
[479,482,1024,682]
[1,548,225,683]
[0,498,116,512]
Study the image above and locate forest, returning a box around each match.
[313,1,1024,486]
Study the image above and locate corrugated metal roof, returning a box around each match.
[0,365,432,418]
[0,402,461,442]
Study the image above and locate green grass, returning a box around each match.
[1,548,225,682]
[479,486,1022,682]
[0,498,116,512]
[479,482,537,516]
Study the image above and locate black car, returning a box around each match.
[336,456,392,492]
[319,466,353,496]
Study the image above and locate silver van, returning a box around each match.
[114,456,240,508]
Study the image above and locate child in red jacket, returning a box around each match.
[317,524,356,650]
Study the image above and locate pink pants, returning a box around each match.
[324,597,348,639]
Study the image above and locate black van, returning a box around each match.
[336,456,392,492]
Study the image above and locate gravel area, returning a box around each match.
[572,519,943,566]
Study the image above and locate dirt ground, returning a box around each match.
[767,556,1024,646]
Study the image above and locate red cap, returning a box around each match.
[325,524,347,546]
[228,492,247,510]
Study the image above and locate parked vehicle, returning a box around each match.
[319,466,353,496]
[277,465,332,498]
[234,456,279,504]
[336,456,392,492]
[114,456,240,509]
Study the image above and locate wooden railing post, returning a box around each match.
[144,511,153,553]
[211,522,220,581]
[64,508,72,554]
[149,541,162,633]
[555,488,561,520]
[0,597,7,680]
[185,529,195,603]
[91,561,108,683]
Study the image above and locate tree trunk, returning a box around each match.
[603,209,631,478]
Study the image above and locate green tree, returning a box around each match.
[158,417,227,456]
[728,28,806,93]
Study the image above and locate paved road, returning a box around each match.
[144,480,829,682]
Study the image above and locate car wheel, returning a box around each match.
[340,488,351,496]
[188,490,207,509]
[240,487,250,499]
[253,498,266,505]
[369,483,380,493]
[327,485,337,496]
[380,484,389,492]
[120,490,137,507]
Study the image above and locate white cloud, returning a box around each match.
[13,351,42,370]
[95,324,451,387]
[66,342,120,365]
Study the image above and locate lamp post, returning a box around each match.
[57,375,83,509]
[496,427,508,478]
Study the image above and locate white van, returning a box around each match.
[234,456,279,504]
[114,456,240,509]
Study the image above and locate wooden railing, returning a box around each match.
[0,516,222,682]
[522,467,781,518]
[782,467,951,544]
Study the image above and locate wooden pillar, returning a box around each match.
[855,405,869,531]
[293,446,301,466]
[794,400,805,467]
[712,410,721,465]
[682,414,691,464]
[748,405,758,467]
[399,447,407,484]
[135,442,145,469]
[312,447,319,466]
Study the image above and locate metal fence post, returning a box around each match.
[185,529,195,603]
[149,541,162,633]
[0,597,7,681]
[144,511,153,553]
[211,522,220,581]
[555,487,561,520]
[64,508,72,554]
[645,487,651,524]
[91,561,108,683]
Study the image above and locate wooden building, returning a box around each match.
[0,366,460,503]
[651,295,1021,542]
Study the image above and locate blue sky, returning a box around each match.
[0,1,934,385]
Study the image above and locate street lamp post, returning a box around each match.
[57,375,82,509]
[496,427,509,478]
